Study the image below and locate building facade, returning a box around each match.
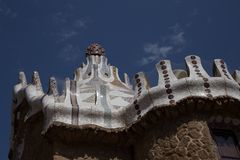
[10,43,240,160]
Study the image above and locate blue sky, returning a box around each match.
[1,0,240,158]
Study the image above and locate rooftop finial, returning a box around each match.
[86,43,105,57]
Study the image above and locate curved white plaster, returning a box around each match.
[11,54,240,133]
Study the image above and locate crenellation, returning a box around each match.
[19,71,27,86]
[156,60,177,86]
[10,43,240,160]
[233,70,240,84]
[48,77,59,97]
[74,68,81,81]
[185,55,210,78]
[124,73,132,89]
[32,71,43,92]
[63,77,71,102]
[12,52,240,130]
[213,59,234,80]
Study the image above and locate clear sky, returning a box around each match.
[1,0,240,158]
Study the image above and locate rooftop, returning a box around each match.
[12,44,240,134]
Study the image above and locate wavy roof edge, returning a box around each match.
[12,54,240,133]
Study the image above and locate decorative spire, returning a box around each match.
[85,43,105,56]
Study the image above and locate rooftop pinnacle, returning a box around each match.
[85,43,105,57]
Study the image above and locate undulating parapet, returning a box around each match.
[11,44,240,131]
[10,43,240,160]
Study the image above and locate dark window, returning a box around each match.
[212,129,240,160]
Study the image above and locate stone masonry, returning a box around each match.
[134,120,218,160]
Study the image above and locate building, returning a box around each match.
[9,43,240,160]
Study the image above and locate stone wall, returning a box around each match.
[12,113,221,160]
[12,103,233,160]
[134,118,219,160]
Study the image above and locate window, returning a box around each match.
[212,129,240,160]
